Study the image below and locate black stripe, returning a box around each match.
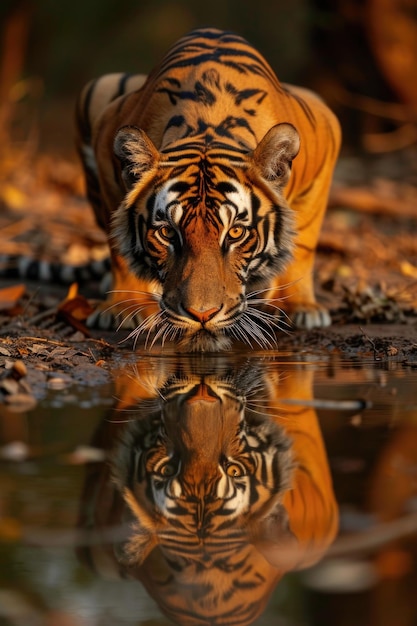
[163,152,201,163]
[290,90,317,130]
[216,163,241,180]
[160,142,203,154]
[80,79,97,144]
[116,72,133,98]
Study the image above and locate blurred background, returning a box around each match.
[1,0,417,157]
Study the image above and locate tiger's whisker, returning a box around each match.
[246,307,293,335]
[248,302,293,328]
[149,320,170,349]
[238,314,274,349]
[107,289,161,301]
[242,309,280,346]
[246,310,277,348]
[114,304,151,331]
[246,279,300,298]
[120,310,163,347]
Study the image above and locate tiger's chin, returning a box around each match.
[177,329,232,353]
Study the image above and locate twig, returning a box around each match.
[329,185,417,219]
[359,326,378,360]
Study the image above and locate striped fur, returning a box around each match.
[0,253,110,285]
[77,360,338,625]
[76,28,341,350]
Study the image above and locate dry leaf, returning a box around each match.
[58,284,94,325]
[58,295,94,322]
[54,285,94,335]
[0,184,27,209]
[65,283,79,301]
[400,260,417,279]
[0,284,26,311]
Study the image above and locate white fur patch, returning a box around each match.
[81,144,98,174]
[153,180,184,225]
[218,182,252,245]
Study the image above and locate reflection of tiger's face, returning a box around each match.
[111,370,295,626]
[78,360,338,626]
[115,373,293,557]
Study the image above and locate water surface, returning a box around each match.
[1,351,416,626]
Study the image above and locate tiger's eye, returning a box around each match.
[226,462,245,477]
[158,225,177,242]
[227,226,246,241]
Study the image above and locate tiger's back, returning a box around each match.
[76,28,341,350]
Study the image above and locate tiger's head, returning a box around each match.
[77,359,338,625]
[111,367,296,625]
[113,367,294,558]
[111,123,299,351]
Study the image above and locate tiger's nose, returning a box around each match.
[185,306,221,324]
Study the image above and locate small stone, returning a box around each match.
[11,360,27,378]
[0,441,29,460]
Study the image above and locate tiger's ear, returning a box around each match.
[253,123,300,187]
[251,504,301,572]
[114,125,160,190]
[254,494,338,571]
[118,487,159,566]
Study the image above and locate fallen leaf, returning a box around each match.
[0,284,26,311]
[57,292,93,336]
[65,282,79,301]
[58,293,94,321]
[400,260,417,279]
[0,184,27,209]
[29,344,48,355]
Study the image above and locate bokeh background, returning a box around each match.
[1,0,417,157]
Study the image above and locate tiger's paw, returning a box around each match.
[289,304,331,330]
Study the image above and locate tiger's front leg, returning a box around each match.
[268,170,334,330]
[87,251,160,331]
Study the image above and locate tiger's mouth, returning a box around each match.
[177,328,233,352]
[148,298,278,351]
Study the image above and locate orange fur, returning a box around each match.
[76,29,341,349]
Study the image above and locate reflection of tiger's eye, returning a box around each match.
[227,225,246,242]
[225,462,245,477]
[158,461,177,477]
[158,225,177,242]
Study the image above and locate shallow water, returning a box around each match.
[1,351,416,626]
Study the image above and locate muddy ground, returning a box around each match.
[1,148,417,408]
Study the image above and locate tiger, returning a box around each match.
[76,357,339,625]
[75,27,341,352]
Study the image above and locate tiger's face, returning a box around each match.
[112,123,299,351]
[114,370,293,552]
[78,359,338,625]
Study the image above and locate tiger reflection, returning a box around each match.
[77,359,338,625]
